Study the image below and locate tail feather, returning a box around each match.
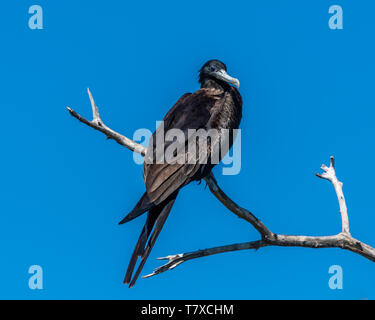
[123,210,158,284]
[124,192,178,287]
[123,228,145,284]
[119,192,154,225]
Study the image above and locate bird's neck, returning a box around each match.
[200,78,230,91]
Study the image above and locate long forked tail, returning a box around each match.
[124,192,178,288]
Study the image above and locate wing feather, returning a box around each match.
[143,89,223,204]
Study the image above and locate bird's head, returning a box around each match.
[199,60,240,89]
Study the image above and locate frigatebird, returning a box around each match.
[119,60,242,287]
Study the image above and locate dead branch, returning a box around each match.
[67,88,147,156]
[67,89,375,281]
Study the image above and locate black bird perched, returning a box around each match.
[119,59,242,287]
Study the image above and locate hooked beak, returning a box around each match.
[212,70,240,88]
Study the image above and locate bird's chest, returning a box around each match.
[205,90,242,159]
[209,91,241,130]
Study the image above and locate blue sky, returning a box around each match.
[1,0,374,299]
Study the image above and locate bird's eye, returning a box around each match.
[209,65,217,72]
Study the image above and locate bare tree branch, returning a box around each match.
[316,156,350,234]
[203,173,273,238]
[143,241,265,279]
[67,88,147,156]
[143,233,375,278]
[67,89,375,281]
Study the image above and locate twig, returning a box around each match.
[316,156,350,234]
[67,88,146,156]
[143,241,265,279]
[67,89,375,281]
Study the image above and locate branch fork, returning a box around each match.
[67,89,375,281]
